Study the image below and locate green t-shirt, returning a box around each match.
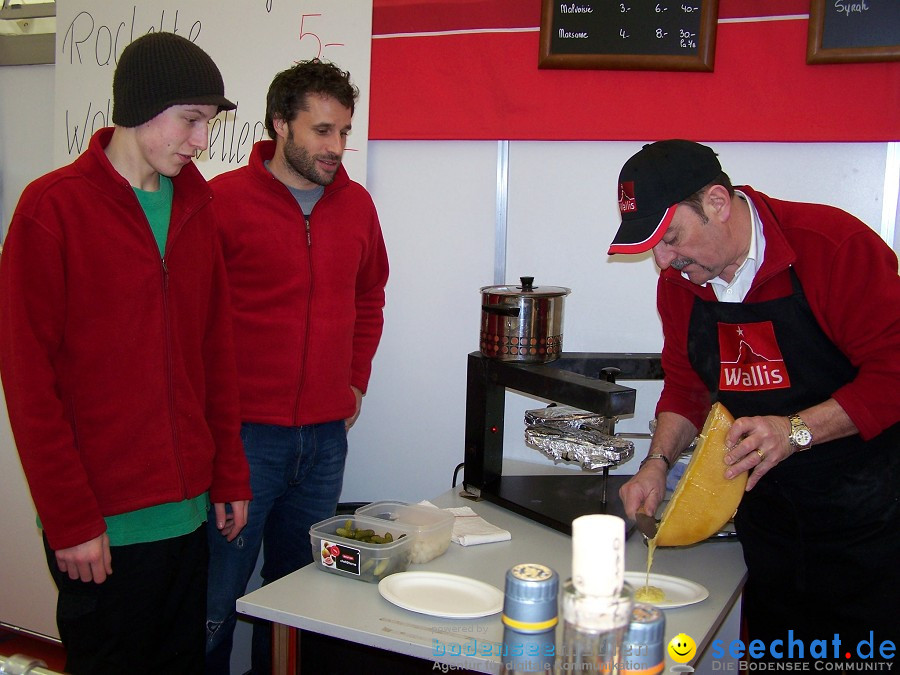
[134,174,174,256]
[39,495,209,547]
[104,495,209,545]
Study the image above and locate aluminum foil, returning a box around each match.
[524,424,634,471]
[523,404,609,431]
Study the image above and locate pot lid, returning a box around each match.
[480,276,571,297]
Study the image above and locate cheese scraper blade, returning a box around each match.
[634,512,658,539]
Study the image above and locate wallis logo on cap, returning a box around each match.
[717,322,791,391]
[619,181,636,213]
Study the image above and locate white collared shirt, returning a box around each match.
[702,190,766,303]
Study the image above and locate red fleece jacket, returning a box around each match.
[656,187,900,440]
[0,128,250,551]
[210,141,388,426]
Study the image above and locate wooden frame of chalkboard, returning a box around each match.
[807,0,900,64]
[539,0,719,72]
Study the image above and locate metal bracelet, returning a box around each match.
[639,453,671,471]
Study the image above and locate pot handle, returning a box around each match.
[482,304,521,317]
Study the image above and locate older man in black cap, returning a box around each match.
[611,140,900,662]
[0,32,250,675]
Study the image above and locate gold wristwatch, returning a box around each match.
[788,414,813,451]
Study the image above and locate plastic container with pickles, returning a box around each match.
[309,515,414,583]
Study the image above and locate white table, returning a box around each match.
[237,488,747,674]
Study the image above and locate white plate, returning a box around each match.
[378,571,504,619]
[624,572,709,609]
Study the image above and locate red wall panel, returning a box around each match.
[368,1,900,141]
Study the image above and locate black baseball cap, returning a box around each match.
[608,140,721,255]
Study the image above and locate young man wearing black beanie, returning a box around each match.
[0,32,251,675]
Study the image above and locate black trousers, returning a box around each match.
[735,441,900,664]
[43,526,208,675]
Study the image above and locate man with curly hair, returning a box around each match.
[205,60,389,674]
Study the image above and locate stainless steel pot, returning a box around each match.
[479,276,571,363]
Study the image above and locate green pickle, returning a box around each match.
[333,520,398,544]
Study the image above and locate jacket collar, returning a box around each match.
[75,127,212,209]
[662,185,797,298]
[247,139,350,194]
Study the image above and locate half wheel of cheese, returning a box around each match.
[653,402,747,547]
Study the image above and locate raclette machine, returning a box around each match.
[463,351,663,536]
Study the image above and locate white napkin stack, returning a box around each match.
[418,501,511,547]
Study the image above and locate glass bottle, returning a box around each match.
[556,514,633,674]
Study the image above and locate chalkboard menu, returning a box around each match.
[807,0,900,64]
[539,0,719,71]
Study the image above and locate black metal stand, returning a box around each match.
[463,351,663,535]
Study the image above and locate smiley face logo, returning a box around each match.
[667,633,696,663]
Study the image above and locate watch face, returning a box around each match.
[793,429,812,447]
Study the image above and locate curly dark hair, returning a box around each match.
[264,59,359,139]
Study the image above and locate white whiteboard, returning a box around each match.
[53,0,373,183]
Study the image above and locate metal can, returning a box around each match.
[480,277,570,363]
[620,603,666,674]
[502,563,559,675]
[502,563,559,633]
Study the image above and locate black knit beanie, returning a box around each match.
[112,32,236,128]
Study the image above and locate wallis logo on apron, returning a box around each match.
[717,321,791,391]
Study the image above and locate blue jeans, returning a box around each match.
[205,420,348,675]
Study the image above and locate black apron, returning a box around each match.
[687,269,900,657]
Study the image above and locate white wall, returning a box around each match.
[0,63,54,237]
[1,63,898,658]
[343,140,497,499]
[0,63,58,639]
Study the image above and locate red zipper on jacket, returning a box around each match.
[133,193,190,498]
[290,181,343,426]
[160,256,186,496]
[292,213,314,426]
[157,196,208,498]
